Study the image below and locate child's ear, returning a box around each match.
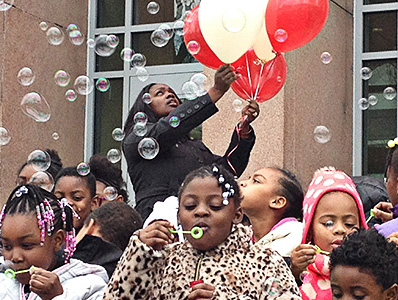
[115,195,124,202]
[384,283,398,300]
[52,229,65,252]
[270,196,287,209]
[233,206,243,224]
[75,218,96,243]
[91,195,100,210]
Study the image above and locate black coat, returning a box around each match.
[123,93,255,220]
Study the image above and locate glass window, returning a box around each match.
[364,0,397,4]
[95,34,125,72]
[97,0,125,28]
[362,59,397,176]
[363,11,397,52]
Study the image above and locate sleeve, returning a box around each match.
[52,275,107,300]
[103,234,167,300]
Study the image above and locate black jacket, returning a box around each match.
[123,93,255,220]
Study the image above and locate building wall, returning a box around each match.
[0,1,88,205]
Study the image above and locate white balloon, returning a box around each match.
[199,0,265,63]
[252,20,276,62]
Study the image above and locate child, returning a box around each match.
[104,164,301,299]
[330,228,398,300]
[54,166,99,233]
[290,167,368,300]
[0,184,108,299]
[240,167,304,257]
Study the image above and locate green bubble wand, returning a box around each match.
[366,209,375,224]
[4,266,35,279]
[314,245,330,256]
[169,226,204,239]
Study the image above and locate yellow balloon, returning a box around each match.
[253,21,276,62]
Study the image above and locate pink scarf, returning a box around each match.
[300,253,331,300]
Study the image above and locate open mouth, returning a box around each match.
[331,240,342,248]
[193,222,209,232]
[166,98,179,107]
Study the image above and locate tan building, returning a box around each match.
[0,0,396,205]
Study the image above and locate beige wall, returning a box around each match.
[0,1,88,204]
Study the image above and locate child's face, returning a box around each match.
[54,176,98,231]
[178,176,242,251]
[311,192,359,253]
[386,166,398,206]
[1,213,60,285]
[239,168,281,215]
[331,265,397,300]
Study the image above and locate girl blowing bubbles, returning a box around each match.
[104,164,300,300]
[0,184,108,300]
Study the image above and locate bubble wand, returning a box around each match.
[366,209,375,224]
[169,226,203,239]
[314,245,330,256]
[4,266,35,279]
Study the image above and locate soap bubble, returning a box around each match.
[121,47,134,62]
[66,24,79,33]
[112,128,125,141]
[383,87,396,101]
[158,24,173,40]
[107,148,122,163]
[187,40,200,55]
[265,277,282,296]
[0,0,13,11]
[0,127,11,146]
[65,89,77,102]
[131,53,147,68]
[106,35,119,48]
[46,27,64,45]
[136,67,149,82]
[222,8,246,33]
[87,38,95,48]
[103,186,118,201]
[69,30,85,46]
[21,92,51,123]
[138,137,159,159]
[169,116,180,128]
[74,75,94,95]
[94,35,116,57]
[96,77,110,92]
[133,123,147,136]
[39,22,48,31]
[360,67,372,80]
[321,52,332,64]
[134,112,148,124]
[29,171,54,192]
[76,162,90,176]
[27,150,51,172]
[232,99,244,112]
[368,95,378,106]
[190,73,208,96]
[151,29,169,47]
[142,93,152,104]
[52,132,60,140]
[274,29,288,43]
[147,1,160,14]
[173,20,185,36]
[54,70,71,87]
[313,125,331,144]
[17,67,35,86]
[358,98,370,110]
[181,81,199,100]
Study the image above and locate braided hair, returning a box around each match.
[0,184,76,263]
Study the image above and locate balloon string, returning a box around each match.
[253,63,265,101]
[254,55,278,101]
[245,55,254,100]
[226,115,248,176]
[233,79,252,100]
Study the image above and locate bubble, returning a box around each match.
[66,24,79,33]
[187,40,200,55]
[106,35,119,48]
[232,99,244,112]
[87,38,95,48]
[150,29,169,47]
[52,132,60,140]
[120,47,134,62]
[0,127,11,146]
[69,30,85,46]
[173,20,185,37]
[158,24,173,40]
[181,81,199,100]
[190,73,208,96]
[169,116,180,128]
[27,150,51,172]
[321,52,332,64]
[46,27,64,46]
[54,70,71,87]
[368,95,378,106]
[74,75,94,95]
[358,98,370,110]
[383,87,396,101]
[29,171,54,192]
[147,1,160,14]
[360,67,372,80]
[274,29,288,43]
[134,112,148,124]
[138,137,159,160]
[313,126,331,144]
[107,148,122,163]
[65,89,77,102]
[136,67,149,82]
[131,53,147,68]
[39,21,48,31]
[21,92,51,122]
[17,67,35,86]
[0,0,13,11]
[94,35,117,57]
[112,128,125,141]
[142,92,152,104]
[77,162,90,176]
[222,8,246,33]
[103,186,118,201]
[133,123,148,136]
[96,77,110,92]
[265,277,282,296]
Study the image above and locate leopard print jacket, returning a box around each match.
[104,224,301,300]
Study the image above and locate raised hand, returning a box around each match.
[29,268,63,300]
[138,220,176,250]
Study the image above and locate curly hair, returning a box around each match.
[330,228,398,290]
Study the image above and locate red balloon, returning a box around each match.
[183,6,224,69]
[265,0,329,53]
[231,50,287,103]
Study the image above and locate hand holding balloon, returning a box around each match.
[138,220,177,250]
[208,64,240,104]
